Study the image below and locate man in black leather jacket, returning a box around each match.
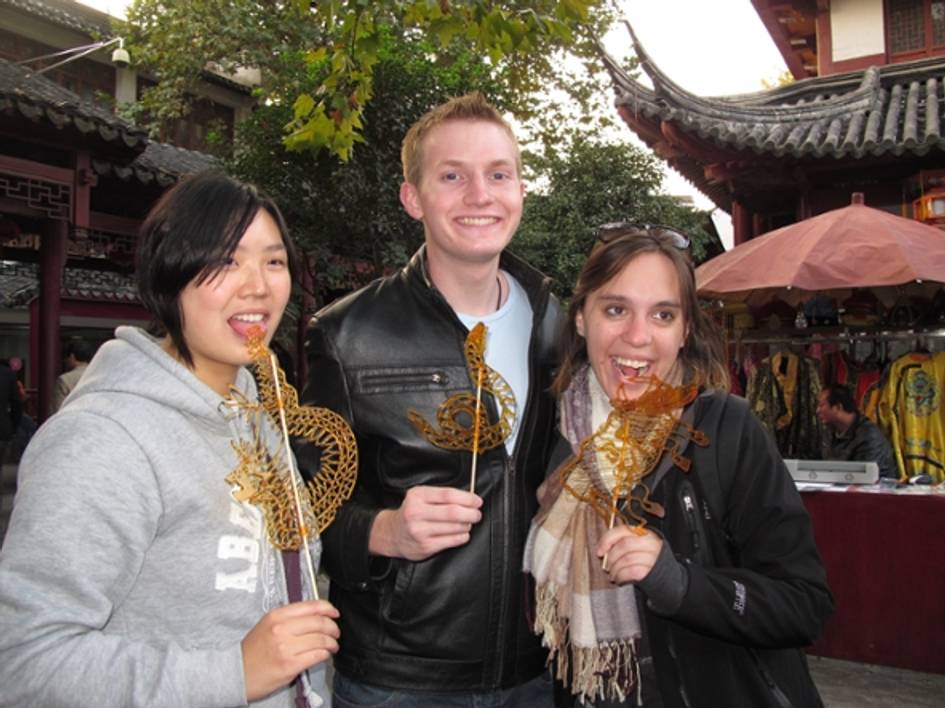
[301,93,563,706]
[816,385,898,479]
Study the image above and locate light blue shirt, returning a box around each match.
[456,270,533,453]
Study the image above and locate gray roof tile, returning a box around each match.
[0,260,138,308]
[0,0,111,35]
[605,27,945,161]
[0,57,145,147]
[0,57,217,183]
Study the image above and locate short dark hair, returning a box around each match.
[63,338,95,363]
[553,230,730,396]
[136,171,298,366]
[824,384,857,413]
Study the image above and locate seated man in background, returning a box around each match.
[817,384,898,479]
[52,339,94,412]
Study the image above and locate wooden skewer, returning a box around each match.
[269,353,320,601]
[602,508,617,572]
[603,415,631,573]
[470,363,485,494]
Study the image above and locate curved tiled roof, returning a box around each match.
[93,142,218,187]
[0,57,146,149]
[604,24,945,161]
[2,0,252,95]
[0,0,111,36]
[0,261,37,308]
[0,57,217,183]
[134,142,218,180]
[0,261,138,308]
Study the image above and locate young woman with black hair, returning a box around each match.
[0,171,338,707]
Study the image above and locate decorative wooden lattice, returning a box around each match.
[225,330,358,550]
[408,322,516,453]
[0,173,72,220]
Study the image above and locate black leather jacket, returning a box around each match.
[301,246,563,691]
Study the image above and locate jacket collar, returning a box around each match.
[404,244,551,304]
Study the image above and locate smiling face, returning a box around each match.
[576,251,688,401]
[399,119,523,272]
[168,209,291,395]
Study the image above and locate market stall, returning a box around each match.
[696,194,945,483]
[802,486,945,674]
[695,196,945,673]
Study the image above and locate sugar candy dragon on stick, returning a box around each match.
[225,327,358,599]
[559,376,708,551]
[407,322,516,492]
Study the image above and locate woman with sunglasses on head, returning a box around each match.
[525,224,832,708]
[0,171,338,707]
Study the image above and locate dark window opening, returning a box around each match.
[888,0,945,57]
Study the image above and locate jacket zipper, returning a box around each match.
[679,486,703,559]
[359,371,450,387]
[489,277,550,686]
[749,649,795,708]
[678,483,794,708]
[490,453,513,685]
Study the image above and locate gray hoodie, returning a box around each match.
[0,326,329,707]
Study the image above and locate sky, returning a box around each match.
[601,1,788,245]
[77,0,787,247]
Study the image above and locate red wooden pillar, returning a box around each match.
[752,213,766,238]
[37,218,67,421]
[74,150,94,230]
[29,299,40,394]
[796,190,812,221]
[732,200,752,245]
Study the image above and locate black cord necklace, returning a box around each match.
[495,274,502,311]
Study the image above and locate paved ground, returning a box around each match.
[2,460,944,706]
[810,655,945,707]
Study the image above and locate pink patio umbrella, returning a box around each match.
[696,194,945,307]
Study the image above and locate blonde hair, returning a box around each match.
[401,92,521,186]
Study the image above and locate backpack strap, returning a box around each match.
[282,550,311,708]
[692,391,753,522]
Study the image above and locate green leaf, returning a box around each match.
[293,92,316,119]
[307,47,328,62]
[125,0,621,165]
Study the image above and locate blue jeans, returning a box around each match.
[332,670,555,708]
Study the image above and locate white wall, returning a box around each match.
[831,0,886,61]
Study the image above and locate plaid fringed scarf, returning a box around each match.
[524,364,702,704]
[524,365,643,704]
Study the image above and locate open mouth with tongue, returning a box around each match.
[614,356,652,382]
[229,313,269,339]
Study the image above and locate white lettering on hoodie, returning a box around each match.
[215,500,264,592]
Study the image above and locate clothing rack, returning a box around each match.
[731,326,945,346]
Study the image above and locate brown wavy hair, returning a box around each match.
[553,231,729,396]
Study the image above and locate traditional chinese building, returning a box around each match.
[605,6,945,675]
[606,1,945,246]
[0,0,242,420]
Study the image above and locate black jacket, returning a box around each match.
[0,363,22,442]
[642,391,834,708]
[825,414,898,479]
[302,247,563,691]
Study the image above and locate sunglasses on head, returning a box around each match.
[595,222,691,250]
